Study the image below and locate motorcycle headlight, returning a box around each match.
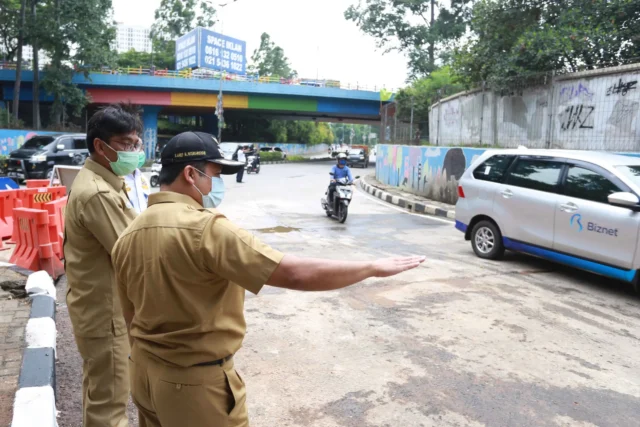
[30,154,47,162]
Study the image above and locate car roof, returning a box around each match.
[484,148,640,167]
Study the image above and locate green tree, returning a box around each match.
[452,0,640,88]
[151,0,216,70]
[0,0,21,61]
[345,0,473,79]
[248,33,297,78]
[36,0,116,127]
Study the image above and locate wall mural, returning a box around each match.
[376,145,486,204]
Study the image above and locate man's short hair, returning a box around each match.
[159,161,208,186]
[87,103,143,154]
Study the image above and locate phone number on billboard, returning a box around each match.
[204,56,243,72]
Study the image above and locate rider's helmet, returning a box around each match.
[337,152,348,167]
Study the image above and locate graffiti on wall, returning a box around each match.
[376,144,485,204]
[559,104,595,131]
[0,129,59,156]
[558,83,594,104]
[607,100,639,132]
[606,79,637,97]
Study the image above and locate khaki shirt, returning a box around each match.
[112,192,284,368]
[64,159,137,338]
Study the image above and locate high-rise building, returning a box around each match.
[115,23,152,53]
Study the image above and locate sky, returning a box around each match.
[111,0,410,91]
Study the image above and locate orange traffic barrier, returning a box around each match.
[26,179,51,188]
[14,186,67,210]
[44,196,67,259]
[9,208,64,279]
[0,190,19,239]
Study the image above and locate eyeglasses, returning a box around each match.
[110,138,143,152]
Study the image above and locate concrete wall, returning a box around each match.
[375,145,485,204]
[429,64,640,151]
[375,144,640,205]
[257,143,329,156]
[0,130,59,156]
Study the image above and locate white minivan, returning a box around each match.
[455,149,640,291]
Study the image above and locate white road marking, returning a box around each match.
[355,183,455,224]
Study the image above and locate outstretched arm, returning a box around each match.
[267,255,425,291]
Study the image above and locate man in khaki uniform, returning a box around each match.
[64,104,144,427]
[112,131,424,427]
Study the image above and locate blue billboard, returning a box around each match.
[175,27,246,74]
[175,29,199,70]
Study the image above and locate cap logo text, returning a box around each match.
[175,150,206,158]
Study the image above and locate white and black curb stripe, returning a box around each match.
[12,270,57,427]
[359,177,456,220]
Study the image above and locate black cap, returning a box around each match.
[161,131,245,175]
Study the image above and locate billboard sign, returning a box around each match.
[175,29,199,70]
[175,27,246,74]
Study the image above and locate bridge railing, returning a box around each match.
[0,61,393,93]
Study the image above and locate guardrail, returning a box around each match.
[0,62,394,93]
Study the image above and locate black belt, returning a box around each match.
[193,354,233,367]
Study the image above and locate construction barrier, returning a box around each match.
[44,197,67,259]
[25,179,51,189]
[0,189,19,239]
[9,187,66,244]
[9,208,64,279]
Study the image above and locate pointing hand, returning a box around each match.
[373,256,426,277]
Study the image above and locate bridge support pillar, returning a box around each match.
[203,114,219,139]
[142,106,162,160]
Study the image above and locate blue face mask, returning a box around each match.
[193,168,225,208]
[339,160,347,166]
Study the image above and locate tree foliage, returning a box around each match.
[248,33,296,78]
[345,0,472,79]
[0,0,21,61]
[150,0,216,70]
[452,0,640,88]
[37,0,116,125]
[116,48,174,70]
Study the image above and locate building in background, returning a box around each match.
[115,23,152,53]
[21,45,50,65]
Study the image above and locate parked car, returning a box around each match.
[260,146,287,159]
[455,148,640,291]
[7,133,88,181]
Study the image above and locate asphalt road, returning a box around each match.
[56,160,640,427]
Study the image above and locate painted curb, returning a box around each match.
[359,176,456,220]
[11,270,57,427]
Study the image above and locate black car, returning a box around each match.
[347,149,369,168]
[7,133,88,181]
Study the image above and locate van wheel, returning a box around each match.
[471,220,505,260]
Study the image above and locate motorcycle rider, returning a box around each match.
[328,153,354,203]
[247,144,260,170]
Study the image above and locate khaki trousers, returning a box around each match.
[74,332,131,427]
[129,349,249,427]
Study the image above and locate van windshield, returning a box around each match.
[22,136,55,150]
[615,165,640,188]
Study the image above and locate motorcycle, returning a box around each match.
[321,173,359,223]
[150,161,161,187]
[246,155,260,174]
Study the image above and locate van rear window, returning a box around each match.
[22,136,55,150]
[472,155,515,183]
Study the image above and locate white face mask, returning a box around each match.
[192,168,225,208]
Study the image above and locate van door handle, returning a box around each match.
[560,202,578,212]
[501,189,513,199]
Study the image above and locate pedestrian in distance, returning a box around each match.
[111,131,425,427]
[64,103,143,427]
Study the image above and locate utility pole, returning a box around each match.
[31,0,41,129]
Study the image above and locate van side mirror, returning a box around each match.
[56,144,65,151]
[608,192,640,209]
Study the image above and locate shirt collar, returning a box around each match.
[148,191,204,209]
[84,158,124,190]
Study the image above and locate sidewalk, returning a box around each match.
[359,174,456,220]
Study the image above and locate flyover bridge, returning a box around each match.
[0,66,393,157]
